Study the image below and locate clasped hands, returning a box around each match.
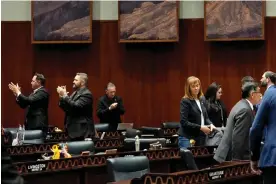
[200,124,216,135]
[57,86,69,98]
[8,82,21,96]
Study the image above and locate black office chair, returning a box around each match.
[125,128,141,138]
[3,128,19,139]
[123,138,166,151]
[180,148,198,170]
[107,156,149,182]
[60,140,94,155]
[23,130,44,144]
[5,129,44,145]
[161,122,180,136]
[94,123,110,132]
[140,126,164,137]
[161,122,180,129]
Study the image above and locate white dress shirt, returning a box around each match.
[195,99,205,126]
[245,99,254,110]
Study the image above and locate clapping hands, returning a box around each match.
[57,86,68,98]
[8,82,21,96]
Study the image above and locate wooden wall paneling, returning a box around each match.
[1,18,276,129]
[1,22,34,127]
[266,17,276,70]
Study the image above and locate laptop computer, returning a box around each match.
[117,123,134,131]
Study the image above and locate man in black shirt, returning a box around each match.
[97,82,125,131]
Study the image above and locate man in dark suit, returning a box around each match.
[214,82,262,162]
[57,73,95,141]
[250,74,276,184]
[97,82,125,131]
[8,73,49,133]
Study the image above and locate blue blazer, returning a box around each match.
[250,85,276,168]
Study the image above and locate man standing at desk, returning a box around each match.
[8,73,49,134]
[214,82,261,162]
[57,73,95,141]
[250,73,276,184]
[97,82,125,131]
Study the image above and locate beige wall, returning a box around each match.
[2,1,276,21]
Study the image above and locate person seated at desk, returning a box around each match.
[97,82,125,131]
[177,76,216,148]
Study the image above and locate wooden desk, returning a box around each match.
[14,147,216,184]
[143,161,260,184]
[110,161,261,184]
[6,135,182,162]
[6,138,124,162]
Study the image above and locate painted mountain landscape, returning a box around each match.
[32,1,92,43]
[119,1,178,42]
[205,1,264,41]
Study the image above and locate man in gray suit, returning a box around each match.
[214,82,262,162]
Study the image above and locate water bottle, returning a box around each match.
[135,135,140,151]
[22,125,25,144]
[18,124,22,145]
[12,131,19,146]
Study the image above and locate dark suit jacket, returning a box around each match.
[250,85,276,168]
[177,98,212,139]
[203,99,228,127]
[16,87,49,130]
[214,99,254,163]
[96,95,125,131]
[59,87,95,139]
[1,145,24,184]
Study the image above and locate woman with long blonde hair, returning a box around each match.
[177,76,216,148]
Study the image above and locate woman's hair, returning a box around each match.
[205,82,221,103]
[183,76,204,99]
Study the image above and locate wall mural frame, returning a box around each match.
[204,0,265,41]
[118,1,179,43]
[31,1,93,44]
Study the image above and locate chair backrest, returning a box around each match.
[23,130,44,144]
[125,128,141,138]
[161,122,180,129]
[61,140,94,155]
[180,148,198,170]
[140,126,164,137]
[95,123,110,132]
[107,156,149,182]
[4,129,44,144]
[124,138,166,151]
[3,128,19,139]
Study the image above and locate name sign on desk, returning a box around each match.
[27,163,47,172]
[208,170,224,180]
